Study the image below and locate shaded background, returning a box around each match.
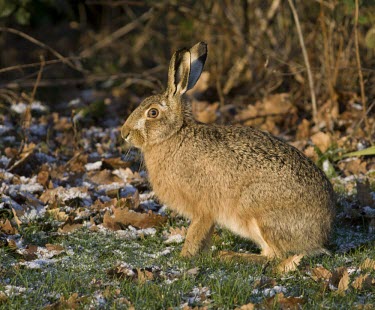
[0,0,374,141]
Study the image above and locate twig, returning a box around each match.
[0,57,82,75]
[354,0,370,136]
[287,0,318,125]
[80,8,154,57]
[0,27,82,72]
[31,56,45,102]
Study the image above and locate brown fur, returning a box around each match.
[121,42,335,259]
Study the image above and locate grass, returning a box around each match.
[1,216,375,309]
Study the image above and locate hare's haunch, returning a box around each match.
[122,42,335,259]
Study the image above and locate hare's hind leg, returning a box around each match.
[181,215,215,258]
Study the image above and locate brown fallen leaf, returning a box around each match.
[330,267,349,295]
[103,208,166,231]
[43,292,87,310]
[0,291,7,302]
[45,243,65,254]
[187,267,200,276]
[86,169,123,185]
[136,268,154,284]
[263,293,305,310]
[275,254,304,274]
[58,219,83,234]
[7,142,36,171]
[102,157,131,170]
[296,119,311,140]
[352,274,375,290]
[311,266,332,282]
[37,170,50,187]
[0,219,18,235]
[11,208,22,228]
[107,264,157,284]
[311,131,332,153]
[253,276,277,290]
[337,269,349,295]
[46,208,69,222]
[338,158,367,176]
[360,258,375,271]
[192,101,219,124]
[235,303,255,310]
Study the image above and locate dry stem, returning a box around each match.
[354,0,370,136]
[287,0,318,125]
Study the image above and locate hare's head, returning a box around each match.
[121,42,207,149]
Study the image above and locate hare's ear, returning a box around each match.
[166,42,207,97]
[187,42,207,90]
[167,48,191,97]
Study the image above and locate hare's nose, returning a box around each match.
[121,126,130,140]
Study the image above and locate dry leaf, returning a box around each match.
[44,292,87,310]
[87,169,122,185]
[337,269,349,295]
[338,159,367,176]
[296,119,310,140]
[360,258,375,271]
[0,291,7,302]
[304,146,319,162]
[136,268,154,284]
[192,101,219,124]
[46,209,69,222]
[311,266,332,282]
[102,157,131,170]
[311,131,332,153]
[58,219,83,233]
[330,267,349,295]
[0,219,18,235]
[45,244,65,254]
[235,303,255,310]
[11,208,22,228]
[352,274,375,290]
[187,267,200,276]
[37,170,50,187]
[103,208,166,231]
[7,143,36,171]
[275,254,304,274]
[263,293,305,310]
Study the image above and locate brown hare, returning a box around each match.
[121,42,335,260]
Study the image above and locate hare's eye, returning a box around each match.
[147,108,159,118]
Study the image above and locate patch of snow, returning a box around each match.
[97,182,125,192]
[186,286,211,305]
[19,258,56,269]
[20,205,47,221]
[85,161,102,171]
[252,285,287,297]
[0,156,10,166]
[11,102,27,114]
[164,234,185,244]
[147,247,173,258]
[68,98,81,107]
[31,101,47,112]
[4,285,30,296]
[157,205,168,216]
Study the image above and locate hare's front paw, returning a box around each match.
[180,243,198,258]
